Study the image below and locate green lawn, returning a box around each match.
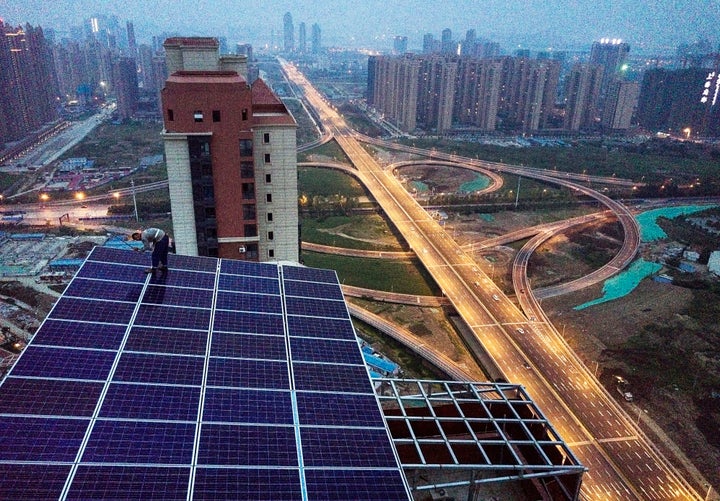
[301,251,437,296]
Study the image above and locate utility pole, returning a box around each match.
[131,180,139,222]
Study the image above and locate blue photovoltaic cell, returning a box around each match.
[211,332,287,360]
[11,346,116,381]
[212,310,284,335]
[207,358,289,389]
[0,378,103,417]
[285,296,348,318]
[124,326,208,356]
[65,279,144,303]
[148,269,217,289]
[141,284,214,307]
[215,291,282,313]
[220,258,278,278]
[0,253,408,499]
[0,416,88,462]
[305,469,410,500]
[113,353,205,386]
[100,383,200,421]
[197,424,297,466]
[293,363,373,393]
[51,297,136,324]
[282,265,337,283]
[193,468,302,501]
[167,252,218,272]
[301,427,400,467]
[82,421,196,464]
[88,246,148,266]
[31,320,126,350]
[218,274,279,294]
[134,304,211,331]
[287,315,356,340]
[289,337,363,365]
[297,392,387,428]
[0,464,71,501]
[283,279,345,300]
[203,388,293,424]
[68,466,190,501]
[76,261,147,283]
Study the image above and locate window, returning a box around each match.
[241,108,248,120]
[242,183,255,200]
[167,109,174,121]
[267,212,273,222]
[242,204,256,220]
[244,224,258,237]
[264,153,271,164]
[240,162,254,178]
[212,110,221,122]
[265,174,271,183]
[263,132,270,144]
[194,110,203,122]
[268,231,274,240]
[268,249,275,258]
[239,139,253,157]
[266,193,272,203]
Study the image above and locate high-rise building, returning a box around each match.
[497,57,560,132]
[589,39,630,112]
[563,63,604,131]
[112,56,138,119]
[283,12,294,53]
[392,36,408,55]
[454,58,502,130]
[367,55,419,132]
[0,22,58,144]
[417,56,457,133]
[422,33,436,54]
[440,28,454,55]
[636,67,718,135]
[161,37,299,262]
[298,22,306,54]
[126,21,137,57]
[311,23,321,54]
[601,80,640,130]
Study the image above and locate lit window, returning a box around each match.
[194,111,203,122]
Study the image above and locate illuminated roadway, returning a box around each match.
[281,60,702,500]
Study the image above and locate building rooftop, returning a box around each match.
[0,247,583,500]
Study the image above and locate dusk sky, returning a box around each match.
[2,0,719,52]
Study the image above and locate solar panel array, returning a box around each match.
[0,247,411,500]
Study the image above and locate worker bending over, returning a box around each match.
[131,228,170,273]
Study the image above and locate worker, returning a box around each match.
[131,228,170,273]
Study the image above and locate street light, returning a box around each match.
[683,127,691,140]
[75,191,85,202]
[39,193,49,205]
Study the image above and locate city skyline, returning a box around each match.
[2,0,719,52]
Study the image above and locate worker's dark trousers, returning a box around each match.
[152,235,170,268]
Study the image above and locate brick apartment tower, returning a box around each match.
[161,37,299,262]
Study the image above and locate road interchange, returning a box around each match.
[281,60,702,500]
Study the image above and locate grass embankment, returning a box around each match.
[302,251,437,296]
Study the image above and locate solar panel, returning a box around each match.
[0,247,411,500]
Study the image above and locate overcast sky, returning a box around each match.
[2,0,718,53]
